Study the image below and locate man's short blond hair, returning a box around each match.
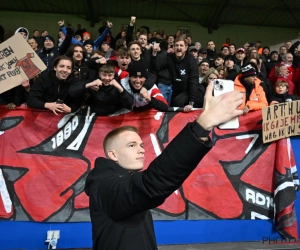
[103,126,139,158]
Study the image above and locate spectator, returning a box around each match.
[28,37,39,52]
[37,22,73,70]
[198,59,210,83]
[83,39,94,59]
[15,27,29,40]
[33,29,43,48]
[216,65,227,79]
[41,30,48,37]
[57,29,65,48]
[279,45,287,61]
[27,56,81,114]
[285,40,292,52]
[224,55,238,81]
[195,42,201,52]
[265,51,279,75]
[65,44,94,81]
[206,40,217,66]
[269,80,299,105]
[101,41,118,61]
[5,80,31,110]
[186,35,194,47]
[220,45,230,57]
[151,37,198,111]
[234,64,268,115]
[261,46,270,63]
[198,48,208,59]
[234,47,247,71]
[228,43,236,55]
[268,52,297,95]
[69,63,133,115]
[61,21,112,51]
[189,46,198,60]
[122,61,168,111]
[213,53,224,68]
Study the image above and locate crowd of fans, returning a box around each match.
[0,16,299,116]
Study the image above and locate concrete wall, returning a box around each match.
[0,11,299,50]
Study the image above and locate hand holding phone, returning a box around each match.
[213,79,239,129]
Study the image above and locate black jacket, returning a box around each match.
[37,29,72,70]
[151,52,198,102]
[85,123,212,250]
[27,70,81,112]
[269,92,299,104]
[69,78,133,116]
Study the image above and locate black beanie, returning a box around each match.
[83,39,94,47]
[43,35,55,44]
[128,61,147,77]
[241,64,256,78]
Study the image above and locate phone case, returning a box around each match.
[213,79,239,129]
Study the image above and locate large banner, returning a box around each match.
[0,107,298,238]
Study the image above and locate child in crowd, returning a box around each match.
[269,80,299,105]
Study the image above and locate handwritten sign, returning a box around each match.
[0,33,46,94]
[262,101,300,143]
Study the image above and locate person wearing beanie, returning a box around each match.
[234,64,268,115]
[198,58,210,83]
[120,60,168,111]
[224,54,239,81]
[261,46,271,63]
[83,39,95,59]
[15,27,29,41]
[221,45,229,57]
[37,20,73,70]
[101,41,118,61]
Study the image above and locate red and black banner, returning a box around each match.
[0,106,298,238]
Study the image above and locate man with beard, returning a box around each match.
[151,37,198,112]
[234,64,268,115]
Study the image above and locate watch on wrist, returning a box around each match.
[189,102,194,107]
[190,120,210,141]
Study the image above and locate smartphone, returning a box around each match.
[213,79,239,129]
[56,99,64,104]
[170,45,173,48]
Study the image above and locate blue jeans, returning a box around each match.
[157,83,173,105]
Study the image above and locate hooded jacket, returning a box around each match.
[15,27,29,41]
[234,74,268,111]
